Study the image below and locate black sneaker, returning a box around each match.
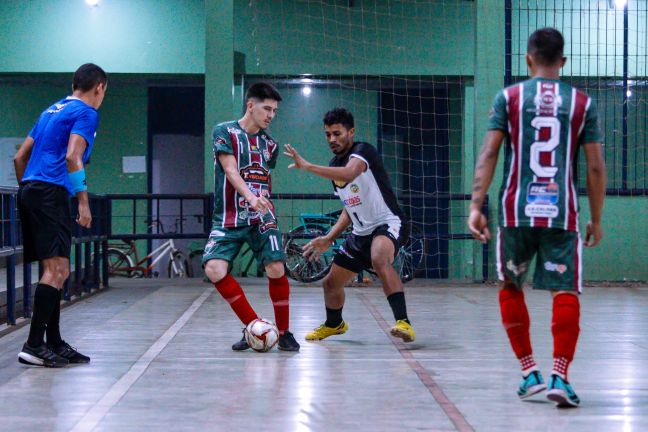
[232,331,250,351]
[49,341,90,364]
[18,343,69,368]
[278,331,300,352]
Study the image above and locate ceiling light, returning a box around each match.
[302,86,312,97]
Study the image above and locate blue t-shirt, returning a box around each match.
[23,97,99,195]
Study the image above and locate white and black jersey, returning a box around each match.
[330,142,404,236]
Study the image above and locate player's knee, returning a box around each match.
[264,261,285,279]
[371,255,392,274]
[204,260,227,283]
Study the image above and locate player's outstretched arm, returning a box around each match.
[468,130,505,243]
[303,209,351,261]
[218,153,271,214]
[283,144,365,182]
[583,142,606,247]
[13,137,34,183]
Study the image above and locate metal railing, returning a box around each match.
[1,187,110,326]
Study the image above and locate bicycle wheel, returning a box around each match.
[396,223,426,282]
[283,226,333,283]
[168,251,189,278]
[106,249,134,278]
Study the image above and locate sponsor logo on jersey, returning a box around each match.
[527,182,559,204]
[544,261,567,274]
[506,260,528,276]
[240,162,269,184]
[343,196,361,207]
[227,127,239,135]
[47,103,67,114]
[258,219,278,234]
[350,184,359,193]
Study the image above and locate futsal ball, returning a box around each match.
[244,318,279,352]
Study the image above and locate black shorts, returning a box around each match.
[18,181,72,263]
[333,221,409,274]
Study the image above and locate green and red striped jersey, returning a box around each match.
[488,77,603,232]
[211,120,279,228]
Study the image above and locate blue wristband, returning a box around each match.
[68,169,87,194]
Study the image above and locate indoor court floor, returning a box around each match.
[0,278,646,431]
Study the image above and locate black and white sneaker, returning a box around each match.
[278,331,300,352]
[232,331,250,351]
[49,341,90,364]
[18,343,69,368]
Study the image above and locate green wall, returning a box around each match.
[0,0,204,73]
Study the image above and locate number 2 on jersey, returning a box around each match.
[530,116,560,178]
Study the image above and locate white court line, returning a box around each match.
[70,288,212,432]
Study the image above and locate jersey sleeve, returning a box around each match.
[266,136,279,169]
[212,124,233,155]
[487,90,508,132]
[71,108,99,148]
[581,98,604,144]
[349,142,375,170]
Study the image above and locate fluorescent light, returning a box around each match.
[609,0,627,9]
[302,86,312,97]
[627,90,632,98]
[86,0,99,6]
[300,78,314,84]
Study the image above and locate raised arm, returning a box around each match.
[13,137,35,183]
[467,130,506,243]
[582,142,606,247]
[283,144,365,183]
[218,153,271,214]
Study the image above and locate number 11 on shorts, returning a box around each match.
[269,235,280,251]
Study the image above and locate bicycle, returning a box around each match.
[283,210,426,283]
[104,219,190,278]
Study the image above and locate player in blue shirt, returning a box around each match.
[13,63,107,368]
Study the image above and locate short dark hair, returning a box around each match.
[527,27,565,66]
[246,82,282,102]
[72,63,107,92]
[323,108,354,130]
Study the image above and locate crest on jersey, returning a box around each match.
[263,149,271,162]
[350,184,359,193]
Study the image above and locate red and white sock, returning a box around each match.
[268,275,290,334]
[499,288,536,375]
[214,274,258,325]
[551,293,580,380]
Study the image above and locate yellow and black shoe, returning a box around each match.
[390,319,415,342]
[305,321,349,341]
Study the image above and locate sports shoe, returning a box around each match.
[18,343,69,368]
[48,341,90,364]
[517,370,547,399]
[390,319,415,342]
[547,374,580,407]
[305,321,348,341]
[278,331,300,351]
[232,330,250,351]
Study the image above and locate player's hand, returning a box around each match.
[249,196,271,215]
[283,144,309,170]
[584,221,603,247]
[77,202,92,228]
[467,209,490,244]
[303,236,332,262]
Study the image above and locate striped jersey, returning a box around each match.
[211,120,279,228]
[488,77,603,232]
